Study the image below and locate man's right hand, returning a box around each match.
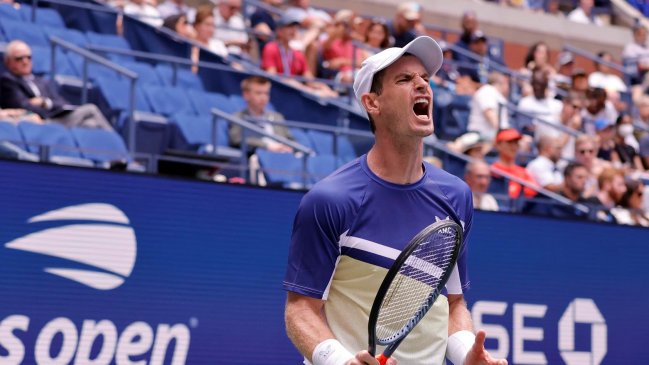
[347,351,397,365]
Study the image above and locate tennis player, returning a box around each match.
[283,36,507,365]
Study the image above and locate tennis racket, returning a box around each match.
[368,219,463,365]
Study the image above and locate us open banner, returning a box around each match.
[0,160,646,364]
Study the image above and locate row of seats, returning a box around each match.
[0,120,129,165]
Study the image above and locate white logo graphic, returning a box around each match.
[4,203,136,290]
[558,298,607,365]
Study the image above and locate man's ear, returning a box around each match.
[361,93,379,116]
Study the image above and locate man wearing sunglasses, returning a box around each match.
[0,40,113,131]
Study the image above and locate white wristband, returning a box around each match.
[311,339,354,365]
[446,330,476,365]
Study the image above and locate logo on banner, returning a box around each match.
[4,203,136,290]
[558,298,607,365]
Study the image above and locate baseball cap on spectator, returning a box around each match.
[571,68,587,77]
[334,9,354,23]
[495,128,522,143]
[277,12,301,27]
[470,30,488,43]
[453,132,487,154]
[353,36,443,117]
[558,51,574,66]
[594,118,614,132]
[397,2,422,21]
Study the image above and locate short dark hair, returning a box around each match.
[241,75,270,92]
[564,161,586,179]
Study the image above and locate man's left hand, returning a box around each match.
[464,330,508,365]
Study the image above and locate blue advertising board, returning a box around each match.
[0,160,647,364]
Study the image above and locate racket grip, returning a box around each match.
[376,353,389,365]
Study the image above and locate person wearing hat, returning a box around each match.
[457,31,505,84]
[491,128,539,199]
[261,12,337,97]
[386,2,425,48]
[284,36,508,365]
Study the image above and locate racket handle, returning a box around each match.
[376,353,389,365]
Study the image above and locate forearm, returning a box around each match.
[448,294,474,335]
[285,292,336,361]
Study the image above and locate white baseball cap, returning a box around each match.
[353,36,443,118]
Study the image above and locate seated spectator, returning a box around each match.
[491,128,538,198]
[557,93,584,160]
[249,0,282,56]
[285,0,331,28]
[0,41,113,131]
[573,134,609,197]
[158,0,195,22]
[554,51,575,94]
[212,0,248,56]
[363,19,390,52]
[517,66,563,140]
[230,76,294,153]
[611,179,649,226]
[549,161,604,220]
[588,51,628,94]
[457,31,505,84]
[640,134,649,169]
[447,131,489,159]
[192,5,228,59]
[162,13,196,39]
[320,9,363,84]
[124,0,163,27]
[433,41,461,92]
[262,13,337,97]
[526,135,564,193]
[634,94,649,131]
[386,2,425,48]
[570,68,590,99]
[518,41,556,98]
[567,0,603,26]
[464,159,499,211]
[467,72,510,143]
[581,87,618,134]
[622,25,649,92]
[596,167,627,209]
[611,114,644,170]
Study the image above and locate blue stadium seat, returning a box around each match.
[306,130,356,163]
[308,154,338,183]
[18,122,82,158]
[0,3,23,21]
[0,18,49,46]
[170,112,230,151]
[70,127,130,162]
[256,149,305,188]
[19,5,66,28]
[0,121,24,147]
[86,31,134,62]
[43,26,88,48]
[155,63,204,90]
[186,90,233,115]
[288,128,313,150]
[142,86,195,116]
[30,46,77,77]
[228,94,247,113]
[94,76,151,113]
[121,61,162,86]
[436,94,471,140]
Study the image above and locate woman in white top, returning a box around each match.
[612,179,649,227]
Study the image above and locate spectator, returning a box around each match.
[557,93,584,160]
[453,10,479,60]
[433,41,461,91]
[570,68,590,99]
[212,0,248,56]
[526,135,564,192]
[622,25,649,88]
[523,41,556,76]
[491,128,538,198]
[457,31,505,84]
[554,51,575,93]
[285,0,332,73]
[467,71,510,143]
[567,0,603,26]
[596,167,627,209]
[634,94,649,131]
[284,0,331,28]
[387,2,425,48]
[193,5,228,58]
[0,41,113,131]
[124,0,163,27]
[162,13,196,39]
[321,9,363,84]
[261,13,337,97]
[158,0,195,22]
[546,161,605,220]
[464,159,499,211]
[582,87,618,134]
[448,131,489,159]
[640,134,649,169]
[517,66,563,140]
[573,134,609,197]
[230,76,294,153]
[249,0,282,56]
[588,51,628,94]
[361,19,390,59]
[612,114,644,170]
[611,179,649,226]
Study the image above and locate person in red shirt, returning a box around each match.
[491,128,538,198]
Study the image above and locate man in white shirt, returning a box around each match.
[158,0,195,23]
[623,25,649,86]
[124,0,163,27]
[527,136,564,193]
[467,71,509,143]
[567,0,603,26]
[464,159,499,211]
[212,0,248,55]
[588,51,628,94]
[517,67,563,140]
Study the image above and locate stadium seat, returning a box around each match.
[18,122,82,158]
[86,31,134,62]
[19,5,66,28]
[142,86,195,116]
[287,128,313,150]
[121,61,162,86]
[155,63,204,90]
[170,112,230,151]
[0,121,25,148]
[186,90,233,115]
[70,127,130,163]
[256,149,306,188]
[436,94,471,140]
[30,46,77,77]
[228,94,247,112]
[94,76,151,113]
[0,18,49,47]
[43,26,88,48]
[306,130,356,163]
[0,3,23,21]
[308,154,338,184]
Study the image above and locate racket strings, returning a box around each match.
[375,229,459,342]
